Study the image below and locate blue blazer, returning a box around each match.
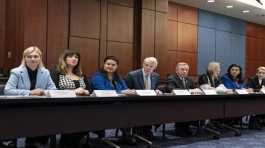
[4,65,56,96]
[125,69,160,89]
[221,74,245,89]
[90,71,128,93]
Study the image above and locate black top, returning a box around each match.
[198,73,221,88]
[73,80,80,88]
[246,75,265,92]
[26,66,38,90]
[50,66,91,91]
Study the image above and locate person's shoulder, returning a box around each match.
[39,67,50,74]
[152,72,160,78]
[10,66,24,74]
[129,69,141,75]
[91,71,105,79]
[167,73,176,79]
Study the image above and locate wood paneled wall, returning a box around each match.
[246,23,265,77]
[141,0,169,78]
[0,0,5,68]
[166,3,198,76]
[1,0,135,77]
[2,0,265,79]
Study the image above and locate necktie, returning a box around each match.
[144,74,149,89]
[182,77,186,89]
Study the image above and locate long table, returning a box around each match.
[0,94,264,140]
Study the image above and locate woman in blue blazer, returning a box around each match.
[90,56,134,94]
[90,56,135,143]
[221,64,245,89]
[4,46,56,148]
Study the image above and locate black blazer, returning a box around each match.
[167,74,195,92]
[246,75,265,92]
[198,73,221,88]
[125,69,160,89]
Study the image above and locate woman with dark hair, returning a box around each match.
[90,56,136,144]
[51,49,89,148]
[90,56,134,94]
[51,49,89,95]
[221,64,245,89]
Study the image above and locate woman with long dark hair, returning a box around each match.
[221,64,245,89]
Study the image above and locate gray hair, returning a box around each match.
[143,57,158,68]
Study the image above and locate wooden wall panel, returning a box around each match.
[246,22,265,77]
[168,2,178,21]
[156,0,168,13]
[107,41,133,76]
[141,9,155,61]
[108,0,133,7]
[5,0,24,68]
[178,5,197,25]
[167,20,178,51]
[155,12,168,78]
[246,61,262,77]
[142,0,155,10]
[69,37,99,77]
[107,4,133,43]
[166,2,198,77]
[0,0,5,68]
[177,23,197,52]
[246,37,257,61]
[23,0,47,56]
[46,0,69,68]
[70,0,100,38]
[166,51,178,76]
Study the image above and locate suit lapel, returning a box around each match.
[139,70,145,89]
[20,66,30,89]
[36,68,44,88]
[176,75,185,89]
[150,73,156,89]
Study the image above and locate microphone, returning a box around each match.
[256,0,263,5]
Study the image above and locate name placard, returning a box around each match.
[93,90,118,97]
[136,90,157,96]
[46,90,77,98]
[235,89,249,95]
[260,88,265,94]
[202,89,217,95]
[172,89,191,95]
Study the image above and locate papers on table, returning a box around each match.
[235,89,249,95]
[93,90,118,97]
[46,90,77,98]
[135,90,157,96]
[172,89,191,95]
[201,89,217,95]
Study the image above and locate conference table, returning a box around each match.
[0,94,265,140]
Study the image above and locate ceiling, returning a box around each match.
[170,0,265,25]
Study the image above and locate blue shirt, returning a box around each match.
[221,74,245,89]
[90,71,128,93]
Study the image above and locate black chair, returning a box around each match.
[0,84,5,95]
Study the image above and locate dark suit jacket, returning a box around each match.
[125,69,160,89]
[198,73,221,88]
[247,75,265,92]
[167,74,195,92]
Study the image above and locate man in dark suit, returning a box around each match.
[125,57,160,139]
[126,57,160,90]
[167,62,196,137]
[167,62,195,91]
[247,66,265,92]
[247,66,265,129]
